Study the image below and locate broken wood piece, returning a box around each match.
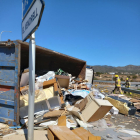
[60,96,65,104]
[56,81,62,92]
[60,107,67,116]
[34,119,51,125]
[43,110,65,119]
[20,120,28,129]
[72,127,101,140]
[43,78,57,89]
[48,125,82,140]
[47,128,56,140]
[81,85,87,89]
[58,116,66,126]
[54,82,59,96]
[67,119,74,123]
[89,136,101,140]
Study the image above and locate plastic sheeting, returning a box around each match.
[66,90,90,98]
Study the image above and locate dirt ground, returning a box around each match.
[1,130,48,140]
[93,83,140,133]
[110,113,140,133]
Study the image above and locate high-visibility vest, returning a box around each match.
[125,80,130,88]
[115,78,121,87]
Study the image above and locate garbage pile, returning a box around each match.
[1,68,140,139]
[18,68,114,139]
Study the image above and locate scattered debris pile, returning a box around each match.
[1,68,140,139]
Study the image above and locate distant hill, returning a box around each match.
[87,65,140,74]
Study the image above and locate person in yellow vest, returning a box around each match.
[112,75,123,94]
[124,78,132,95]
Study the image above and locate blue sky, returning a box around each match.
[0,0,140,67]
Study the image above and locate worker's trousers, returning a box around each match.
[113,86,123,94]
[124,87,132,95]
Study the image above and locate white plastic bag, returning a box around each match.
[36,71,55,83]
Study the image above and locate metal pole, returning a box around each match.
[28,32,35,140]
[0,31,12,41]
[0,32,2,41]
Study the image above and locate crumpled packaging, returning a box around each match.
[20,86,54,107]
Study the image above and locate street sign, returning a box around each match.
[22,0,45,41]
[109,72,115,75]
[22,0,35,19]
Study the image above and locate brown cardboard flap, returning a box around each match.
[75,98,88,111]
[88,106,112,122]
[55,75,70,88]
[75,92,113,122]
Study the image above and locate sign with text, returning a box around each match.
[22,0,35,19]
[22,0,45,41]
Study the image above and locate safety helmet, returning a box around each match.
[115,75,119,78]
[126,78,128,80]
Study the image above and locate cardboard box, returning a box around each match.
[55,75,70,88]
[75,92,113,122]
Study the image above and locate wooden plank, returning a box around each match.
[54,82,59,96]
[72,127,94,140]
[89,136,101,140]
[48,125,82,140]
[43,79,57,89]
[58,116,66,126]
[60,96,65,104]
[57,81,63,96]
[48,129,54,140]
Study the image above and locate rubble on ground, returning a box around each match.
[1,68,140,140]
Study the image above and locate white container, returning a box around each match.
[110,106,119,115]
[85,68,93,84]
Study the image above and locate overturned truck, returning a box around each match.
[0,40,86,126]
